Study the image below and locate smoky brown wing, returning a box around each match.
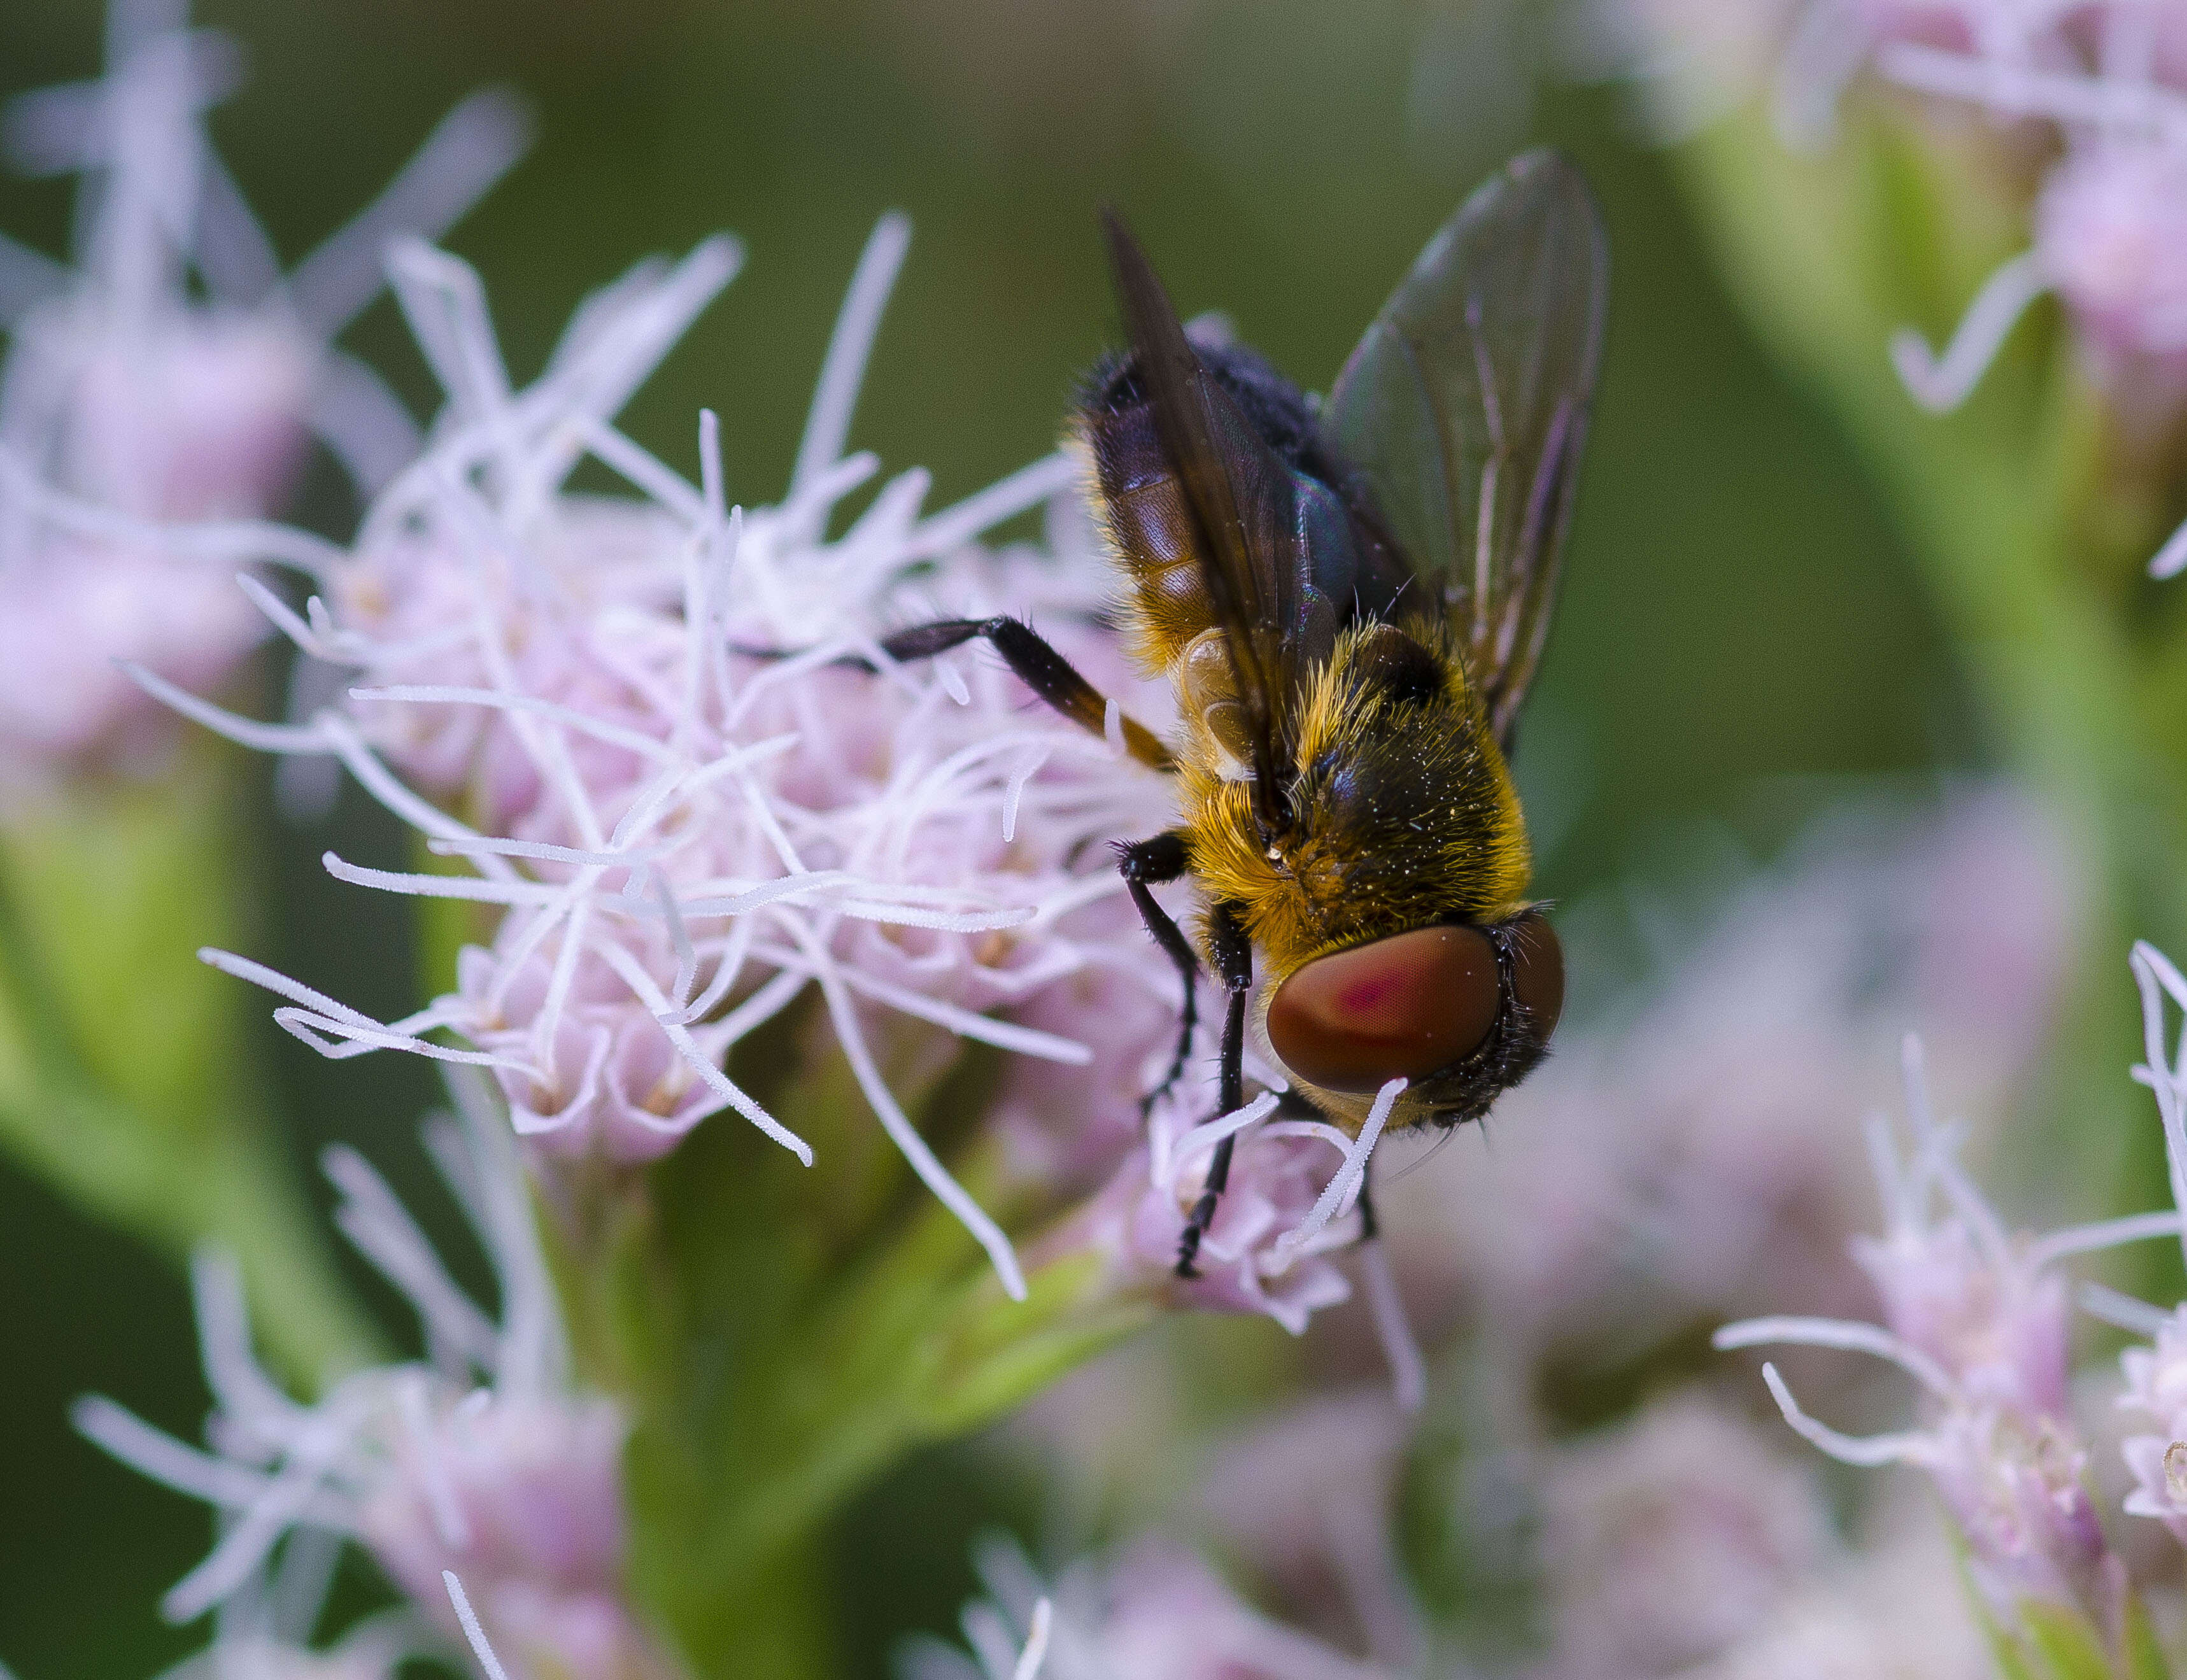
[1102,210,1305,829]
[1324,150,1608,746]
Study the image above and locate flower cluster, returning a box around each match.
[1578,0,2187,568]
[109,188,1409,1353]
[1713,942,2187,1656]
[0,0,526,786]
[76,1069,670,1678]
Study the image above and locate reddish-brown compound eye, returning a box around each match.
[1507,910,1565,1041]
[1266,925,1502,1094]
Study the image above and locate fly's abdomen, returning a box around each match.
[1080,397,1220,674]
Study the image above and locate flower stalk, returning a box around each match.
[0,743,379,1381]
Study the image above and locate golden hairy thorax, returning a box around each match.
[1177,618,1532,982]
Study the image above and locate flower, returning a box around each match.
[1051,1071,1427,1380]
[1191,1390,1425,1669]
[1534,1394,1835,1679]
[0,0,527,782]
[898,1533,1390,1680]
[130,203,1396,1315]
[72,1070,670,1680]
[1712,1011,2187,1640]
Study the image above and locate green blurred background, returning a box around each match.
[0,0,1966,1672]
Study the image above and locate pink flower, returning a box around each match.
[0,0,526,782]
[0,535,263,777]
[1536,1395,1835,1679]
[905,1534,1394,1680]
[1713,1027,2178,1634]
[1080,1089,1355,1334]
[360,1394,666,1680]
[2036,140,2187,371]
[73,1073,669,1680]
[1060,1074,1421,1367]
[1925,1407,2123,1626]
[150,216,1197,1304]
[1848,1170,2074,1422]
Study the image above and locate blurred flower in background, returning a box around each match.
[1574,0,2187,450]
[74,1076,665,1680]
[0,0,527,784]
[73,1071,671,1679]
[0,0,524,1429]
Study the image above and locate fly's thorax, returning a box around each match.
[1234,619,1531,964]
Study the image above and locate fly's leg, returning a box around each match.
[1177,900,1251,1279]
[1117,832,1197,1119]
[878,618,1175,772]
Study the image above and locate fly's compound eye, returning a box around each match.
[1266,925,1502,1094]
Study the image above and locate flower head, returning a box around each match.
[73,1071,668,1680]
[0,0,527,782]
[1701,925,2187,1670]
[1711,1029,2175,1635]
[136,205,1381,1317]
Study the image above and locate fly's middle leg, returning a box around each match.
[1116,831,1197,1119]
[1175,900,1251,1278]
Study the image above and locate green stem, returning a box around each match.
[542,1087,1154,1680]
[0,755,379,1387]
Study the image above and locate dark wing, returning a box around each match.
[1324,150,1608,747]
[1103,210,1308,831]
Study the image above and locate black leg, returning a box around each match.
[1177,901,1252,1278]
[1117,832,1197,1118]
[882,618,1175,773]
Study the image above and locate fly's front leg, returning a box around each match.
[1177,900,1251,1279]
[879,618,1174,773]
[1117,832,1197,1117]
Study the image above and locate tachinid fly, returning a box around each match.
[866,150,1608,1273]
